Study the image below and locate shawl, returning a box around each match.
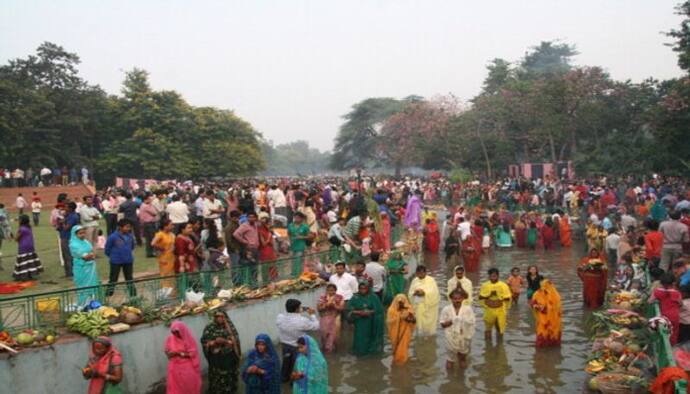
[294,335,329,394]
[346,285,386,355]
[200,310,242,369]
[386,294,416,349]
[531,279,562,342]
[241,334,281,394]
[403,194,423,229]
[441,304,476,352]
[166,321,201,372]
[69,225,93,262]
[87,336,122,394]
[408,275,441,336]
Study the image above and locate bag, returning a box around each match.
[185,289,205,305]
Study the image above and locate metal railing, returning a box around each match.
[0,250,338,332]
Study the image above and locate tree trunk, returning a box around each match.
[548,131,557,164]
[476,128,492,179]
[394,162,402,177]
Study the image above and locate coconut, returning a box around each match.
[607,341,625,355]
[617,301,632,310]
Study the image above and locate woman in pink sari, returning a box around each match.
[317,283,345,353]
[165,321,202,394]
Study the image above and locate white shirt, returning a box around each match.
[78,205,100,228]
[40,167,51,176]
[606,233,620,250]
[15,196,27,209]
[267,189,287,208]
[457,221,471,241]
[329,272,359,301]
[166,201,190,224]
[203,198,223,219]
[31,201,42,213]
[365,262,386,292]
[276,312,320,347]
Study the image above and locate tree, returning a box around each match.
[519,41,578,79]
[668,1,690,73]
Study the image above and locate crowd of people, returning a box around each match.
[0,166,90,188]
[2,173,690,392]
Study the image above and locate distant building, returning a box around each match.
[507,161,574,180]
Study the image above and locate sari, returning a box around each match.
[70,226,99,305]
[527,227,538,249]
[407,275,440,336]
[152,230,176,288]
[530,279,562,347]
[174,235,198,273]
[346,285,385,356]
[241,334,281,394]
[383,252,407,306]
[515,220,527,248]
[380,214,392,252]
[423,221,440,253]
[86,337,123,394]
[541,225,554,250]
[386,294,416,364]
[293,335,329,394]
[165,321,202,394]
[577,251,608,308]
[494,226,512,248]
[559,218,572,247]
[317,292,345,353]
[201,311,242,394]
[461,237,480,272]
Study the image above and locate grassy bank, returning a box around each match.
[0,211,159,296]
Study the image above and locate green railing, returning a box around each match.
[0,250,338,332]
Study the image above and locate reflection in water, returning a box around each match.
[324,236,590,393]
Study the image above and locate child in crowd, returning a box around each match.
[96,229,106,250]
[649,273,682,345]
[506,267,525,303]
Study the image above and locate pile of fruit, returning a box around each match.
[609,291,644,311]
[66,311,111,338]
[0,328,57,350]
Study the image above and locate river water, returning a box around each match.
[324,241,591,394]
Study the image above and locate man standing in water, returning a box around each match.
[479,268,512,340]
[446,265,473,305]
[276,299,319,383]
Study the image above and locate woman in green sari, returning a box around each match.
[346,282,385,356]
[200,310,242,394]
[292,335,328,394]
[383,249,407,306]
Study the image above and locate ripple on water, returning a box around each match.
[326,233,590,393]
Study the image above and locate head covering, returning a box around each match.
[295,335,329,393]
[258,212,270,221]
[201,310,241,362]
[454,265,465,273]
[88,336,122,394]
[69,225,93,259]
[166,321,201,372]
[241,334,281,392]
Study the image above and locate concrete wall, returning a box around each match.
[0,287,322,393]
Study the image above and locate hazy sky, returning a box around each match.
[1,1,684,151]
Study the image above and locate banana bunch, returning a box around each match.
[66,312,110,338]
[98,306,119,319]
[121,306,142,315]
[585,359,607,373]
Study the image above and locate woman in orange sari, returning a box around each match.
[559,214,572,247]
[530,279,562,347]
[386,294,416,364]
[577,249,608,308]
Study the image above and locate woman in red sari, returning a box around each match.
[462,224,482,272]
[541,218,555,250]
[258,214,278,281]
[514,217,527,248]
[423,218,441,253]
[83,336,123,394]
[577,249,608,308]
[175,223,198,273]
[380,212,392,252]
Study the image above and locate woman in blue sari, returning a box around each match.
[241,334,281,394]
[69,225,99,305]
[292,335,328,394]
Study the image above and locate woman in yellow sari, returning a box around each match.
[529,279,562,347]
[151,218,176,289]
[386,294,416,364]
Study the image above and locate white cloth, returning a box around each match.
[440,304,475,358]
[276,312,320,347]
[457,221,471,241]
[166,201,190,224]
[329,272,359,301]
[365,262,386,292]
[267,189,287,208]
[446,276,473,305]
[203,199,223,219]
[77,205,100,228]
